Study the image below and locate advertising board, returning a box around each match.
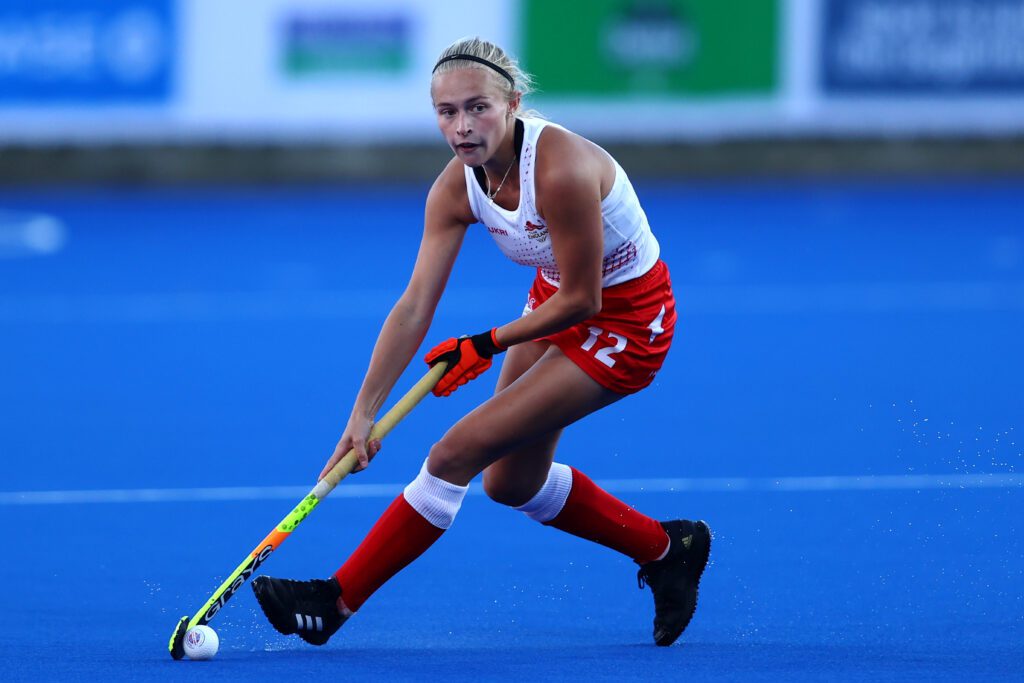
[0,0,175,104]
[822,0,1024,93]
[1,0,1023,143]
[522,0,779,98]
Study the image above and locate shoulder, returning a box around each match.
[535,124,601,179]
[426,156,476,227]
[534,124,606,210]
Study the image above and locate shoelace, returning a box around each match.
[637,566,650,590]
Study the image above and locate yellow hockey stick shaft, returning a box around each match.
[169,362,446,658]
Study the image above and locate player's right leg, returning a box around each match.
[251,575,348,645]
[302,344,623,634]
[252,467,455,645]
[251,343,553,646]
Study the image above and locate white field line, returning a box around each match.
[1,473,1020,505]
[1,282,1024,324]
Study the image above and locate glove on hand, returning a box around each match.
[424,329,505,397]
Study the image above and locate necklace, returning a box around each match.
[486,154,517,202]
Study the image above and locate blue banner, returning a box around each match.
[0,0,174,104]
[822,0,1024,93]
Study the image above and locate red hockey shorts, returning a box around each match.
[525,260,677,395]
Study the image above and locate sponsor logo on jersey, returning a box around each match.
[487,225,510,237]
[525,220,548,243]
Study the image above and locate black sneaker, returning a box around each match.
[251,575,348,646]
[637,519,712,646]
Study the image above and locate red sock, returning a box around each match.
[333,494,444,611]
[545,467,669,563]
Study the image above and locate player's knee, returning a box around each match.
[426,434,485,483]
[482,472,536,507]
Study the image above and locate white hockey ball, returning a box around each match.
[183,625,219,660]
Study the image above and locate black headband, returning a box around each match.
[432,54,515,87]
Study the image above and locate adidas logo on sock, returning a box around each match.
[294,614,323,632]
[681,534,693,550]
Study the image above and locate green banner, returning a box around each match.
[280,14,410,78]
[522,0,778,97]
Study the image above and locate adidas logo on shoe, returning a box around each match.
[295,614,325,632]
[252,575,347,646]
[637,520,712,646]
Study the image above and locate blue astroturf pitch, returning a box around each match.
[1,180,1022,680]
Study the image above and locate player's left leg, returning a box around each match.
[483,442,710,648]
[482,344,672,566]
[479,341,710,646]
[465,347,711,646]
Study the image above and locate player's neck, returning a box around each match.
[483,127,518,175]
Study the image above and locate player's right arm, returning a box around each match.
[318,158,475,479]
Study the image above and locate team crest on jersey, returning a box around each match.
[524,220,548,243]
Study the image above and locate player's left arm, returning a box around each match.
[493,129,605,346]
[424,129,606,397]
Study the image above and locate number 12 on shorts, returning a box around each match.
[581,326,627,367]
[580,307,667,368]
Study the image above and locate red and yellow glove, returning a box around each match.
[424,329,506,397]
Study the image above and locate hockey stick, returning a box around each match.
[168,361,447,659]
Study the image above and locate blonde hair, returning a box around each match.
[432,37,542,119]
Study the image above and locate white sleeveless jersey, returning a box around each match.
[464,118,660,288]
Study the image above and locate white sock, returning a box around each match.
[514,462,573,523]
[402,458,469,530]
